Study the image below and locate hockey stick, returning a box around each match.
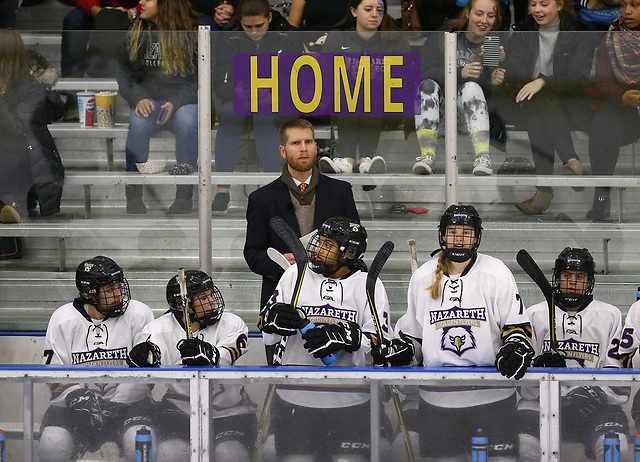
[267,247,291,270]
[516,249,556,351]
[177,267,192,340]
[366,242,415,462]
[407,239,418,274]
[269,216,337,366]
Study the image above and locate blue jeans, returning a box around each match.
[214,101,281,175]
[61,7,93,77]
[125,101,198,172]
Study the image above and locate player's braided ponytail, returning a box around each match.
[427,253,451,300]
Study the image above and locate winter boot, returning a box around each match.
[125,184,146,214]
[168,185,193,215]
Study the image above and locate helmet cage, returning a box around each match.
[76,256,131,317]
[552,247,595,309]
[307,233,345,275]
[438,205,482,263]
[166,270,225,328]
[307,218,367,275]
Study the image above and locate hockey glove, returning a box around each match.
[532,351,567,368]
[302,321,362,358]
[65,388,105,440]
[177,338,220,366]
[258,302,306,336]
[563,386,607,419]
[372,336,415,367]
[495,335,535,380]
[126,341,161,367]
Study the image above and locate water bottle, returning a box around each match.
[471,428,488,462]
[634,433,640,462]
[636,286,640,301]
[135,426,152,462]
[604,430,620,462]
[300,320,337,365]
[0,429,5,462]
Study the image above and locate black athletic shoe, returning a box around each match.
[212,192,230,216]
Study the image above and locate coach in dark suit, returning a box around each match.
[244,118,359,310]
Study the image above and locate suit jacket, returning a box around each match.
[244,172,359,308]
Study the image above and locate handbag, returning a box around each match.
[0,237,23,260]
[401,0,422,38]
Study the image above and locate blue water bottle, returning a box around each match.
[471,428,488,462]
[135,426,152,462]
[634,433,640,462]
[604,430,620,462]
[636,286,640,301]
[0,429,5,462]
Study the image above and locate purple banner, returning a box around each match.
[232,53,421,116]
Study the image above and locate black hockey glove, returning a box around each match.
[177,338,219,366]
[302,321,362,358]
[563,386,607,419]
[65,388,105,440]
[495,335,535,380]
[532,351,567,368]
[372,336,415,367]
[126,341,161,367]
[258,302,306,336]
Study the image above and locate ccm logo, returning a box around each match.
[490,444,515,451]
[340,443,370,449]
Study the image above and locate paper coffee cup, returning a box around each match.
[77,91,95,128]
[96,91,117,128]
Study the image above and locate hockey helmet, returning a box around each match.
[552,247,595,309]
[166,270,224,328]
[75,256,131,317]
[308,217,367,275]
[438,204,482,262]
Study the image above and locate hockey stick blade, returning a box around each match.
[269,217,336,365]
[407,239,418,274]
[177,267,192,340]
[267,247,291,270]
[516,249,556,351]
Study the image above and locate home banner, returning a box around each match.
[232,53,421,116]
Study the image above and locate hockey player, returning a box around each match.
[39,256,156,462]
[372,204,534,462]
[258,216,392,461]
[126,269,255,462]
[518,247,628,461]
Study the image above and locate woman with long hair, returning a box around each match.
[584,0,640,219]
[116,0,200,214]
[412,0,505,176]
[319,0,409,175]
[211,0,300,215]
[0,29,64,222]
[505,0,594,216]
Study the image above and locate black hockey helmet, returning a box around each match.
[552,247,595,309]
[75,256,131,317]
[308,217,367,275]
[438,204,482,262]
[166,270,225,328]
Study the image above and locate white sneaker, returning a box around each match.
[319,157,353,174]
[359,156,387,174]
[473,154,493,176]
[413,155,435,175]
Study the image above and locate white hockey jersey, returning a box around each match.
[616,300,640,368]
[142,311,253,417]
[44,299,154,405]
[526,299,626,405]
[264,264,391,408]
[395,253,531,407]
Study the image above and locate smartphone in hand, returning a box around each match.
[157,107,169,124]
[482,35,500,68]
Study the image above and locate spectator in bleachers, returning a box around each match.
[411,0,504,176]
[503,0,595,216]
[573,0,621,30]
[212,0,300,215]
[116,0,200,215]
[0,29,64,221]
[288,0,350,50]
[61,0,141,77]
[319,0,409,175]
[39,256,156,462]
[586,0,640,220]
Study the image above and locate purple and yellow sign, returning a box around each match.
[232,53,421,116]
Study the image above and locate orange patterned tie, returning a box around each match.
[299,183,307,194]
